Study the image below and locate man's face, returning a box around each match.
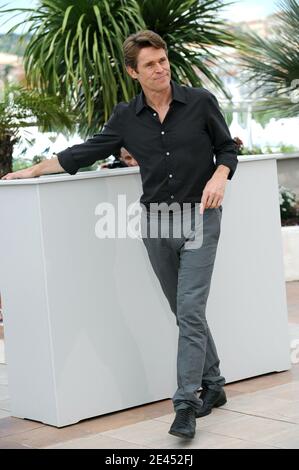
[120,148,138,167]
[126,47,171,93]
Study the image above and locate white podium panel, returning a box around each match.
[0,157,290,427]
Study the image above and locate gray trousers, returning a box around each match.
[141,203,225,413]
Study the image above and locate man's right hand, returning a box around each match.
[1,167,36,180]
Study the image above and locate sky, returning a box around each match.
[0,0,278,34]
[0,0,38,34]
[221,0,278,22]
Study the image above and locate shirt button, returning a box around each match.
[161,131,165,135]
[169,174,173,178]
[170,195,174,199]
[166,152,170,156]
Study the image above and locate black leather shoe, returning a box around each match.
[168,407,196,439]
[196,388,227,418]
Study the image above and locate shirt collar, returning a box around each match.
[135,80,187,115]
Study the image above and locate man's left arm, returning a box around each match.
[200,91,238,213]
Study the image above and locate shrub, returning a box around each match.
[279,185,297,220]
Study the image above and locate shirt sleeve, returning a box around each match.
[205,91,238,180]
[56,105,124,175]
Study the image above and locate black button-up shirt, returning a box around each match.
[57,80,238,206]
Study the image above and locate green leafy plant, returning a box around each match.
[279,185,297,220]
[1,0,238,137]
[0,84,75,177]
[239,145,263,155]
[12,157,33,171]
[236,0,299,118]
[238,144,299,156]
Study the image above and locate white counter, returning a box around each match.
[0,155,290,426]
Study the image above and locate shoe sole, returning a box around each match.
[196,396,227,418]
[168,430,195,439]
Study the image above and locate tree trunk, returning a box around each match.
[0,134,14,178]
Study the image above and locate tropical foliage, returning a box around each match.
[236,0,299,117]
[0,84,75,176]
[1,0,238,136]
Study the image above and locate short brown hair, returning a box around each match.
[123,30,168,71]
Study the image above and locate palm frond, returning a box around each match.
[1,0,145,136]
[235,0,299,117]
[0,84,76,138]
[1,0,239,136]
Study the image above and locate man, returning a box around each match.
[120,147,138,167]
[100,147,138,169]
[2,30,238,440]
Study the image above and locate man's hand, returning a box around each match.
[1,156,65,180]
[200,165,230,215]
[1,167,36,180]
